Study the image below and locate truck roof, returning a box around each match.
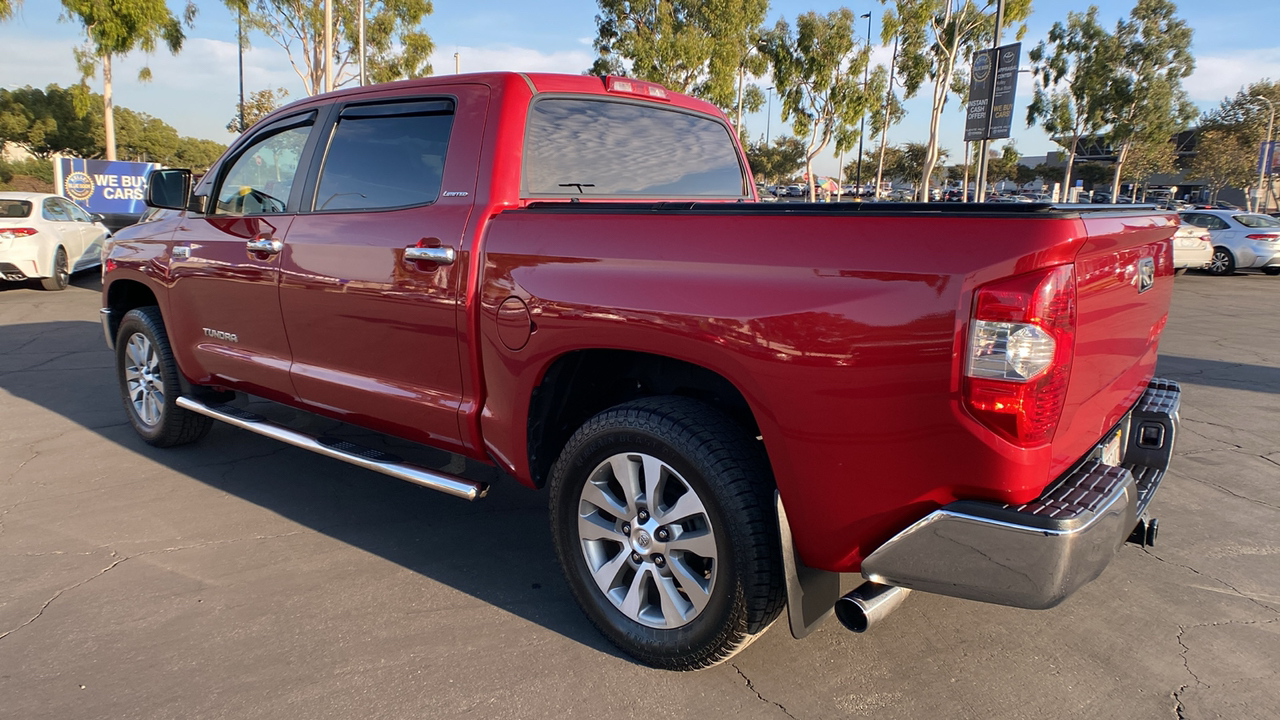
[263,71,722,125]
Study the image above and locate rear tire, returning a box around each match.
[548,396,784,671]
[1207,247,1235,276]
[38,247,69,291]
[115,307,213,447]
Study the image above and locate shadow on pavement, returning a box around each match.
[0,318,620,660]
[1157,354,1280,394]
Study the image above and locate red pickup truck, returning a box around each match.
[102,72,1181,671]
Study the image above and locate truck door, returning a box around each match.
[278,86,488,452]
[166,110,324,403]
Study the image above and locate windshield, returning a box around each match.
[1233,214,1280,229]
[0,199,33,219]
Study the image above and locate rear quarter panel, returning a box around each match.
[477,209,1091,571]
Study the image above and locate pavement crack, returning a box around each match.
[1141,548,1280,615]
[0,553,128,643]
[1186,471,1280,512]
[1172,623,1204,720]
[732,663,797,720]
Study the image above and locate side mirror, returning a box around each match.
[145,168,192,211]
[90,213,105,223]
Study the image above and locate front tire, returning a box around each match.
[548,396,784,671]
[38,246,69,291]
[115,307,213,447]
[1207,247,1236,276]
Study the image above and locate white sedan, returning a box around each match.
[0,192,109,290]
[1180,209,1280,276]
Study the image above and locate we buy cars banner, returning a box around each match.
[54,157,160,215]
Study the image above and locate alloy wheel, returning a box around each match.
[577,452,718,629]
[124,332,165,427]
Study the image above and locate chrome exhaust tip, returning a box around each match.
[834,582,911,633]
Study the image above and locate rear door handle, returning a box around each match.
[246,235,283,255]
[404,246,456,265]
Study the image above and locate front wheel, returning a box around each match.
[1207,247,1236,276]
[115,307,213,447]
[548,396,784,671]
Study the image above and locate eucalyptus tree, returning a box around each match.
[881,0,1032,200]
[591,0,770,129]
[1193,80,1280,208]
[0,0,18,20]
[60,0,196,160]
[227,87,290,134]
[1098,0,1195,201]
[761,8,873,201]
[229,0,434,96]
[869,57,905,198]
[1026,6,1114,196]
[1189,130,1254,204]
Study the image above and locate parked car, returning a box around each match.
[1171,223,1212,274]
[103,71,1183,671]
[1180,209,1280,275]
[786,184,805,197]
[0,192,109,290]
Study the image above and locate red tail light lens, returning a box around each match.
[1245,234,1279,240]
[964,265,1077,446]
[0,227,38,237]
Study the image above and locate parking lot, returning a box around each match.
[1,269,1277,720]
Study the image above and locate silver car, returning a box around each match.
[1179,210,1280,276]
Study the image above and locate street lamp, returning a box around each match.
[855,12,872,193]
[765,86,773,146]
[1252,95,1275,213]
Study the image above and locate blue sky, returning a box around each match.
[3,0,1277,177]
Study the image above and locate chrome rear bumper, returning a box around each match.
[861,378,1180,609]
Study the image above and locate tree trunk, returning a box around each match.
[102,53,116,161]
[1062,134,1077,202]
[1109,140,1130,202]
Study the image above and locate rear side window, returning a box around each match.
[42,198,70,221]
[0,200,32,218]
[313,99,455,212]
[524,98,747,198]
[1233,214,1280,229]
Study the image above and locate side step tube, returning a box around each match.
[175,397,489,501]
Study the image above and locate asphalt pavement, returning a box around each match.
[0,268,1276,720]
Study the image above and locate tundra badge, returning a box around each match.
[203,328,239,343]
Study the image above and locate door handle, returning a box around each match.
[404,246,456,265]
[246,235,283,255]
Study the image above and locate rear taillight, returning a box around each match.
[1245,234,1279,240]
[0,228,38,238]
[964,265,1077,446]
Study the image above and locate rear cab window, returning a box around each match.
[523,97,748,200]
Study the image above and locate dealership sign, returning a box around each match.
[965,43,1021,142]
[54,157,160,215]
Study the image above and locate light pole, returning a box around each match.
[855,11,872,193]
[1252,95,1275,212]
[765,86,773,145]
[237,8,245,131]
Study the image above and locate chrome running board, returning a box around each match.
[175,396,489,501]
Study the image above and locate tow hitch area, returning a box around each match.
[1128,517,1159,547]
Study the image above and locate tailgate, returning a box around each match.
[1051,211,1177,477]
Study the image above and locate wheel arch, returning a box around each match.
[105,277,161,345]
[526,349,766,490]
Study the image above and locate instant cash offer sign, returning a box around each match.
[54,157,161,216]
[965,43,1021,142]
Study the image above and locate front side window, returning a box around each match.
[524,98,747,198]
[313,100,455,212]
[215,121,313,215]
[59,198,91,222]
